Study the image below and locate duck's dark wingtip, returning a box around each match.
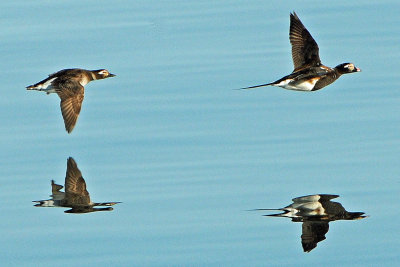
[290,11,299,19]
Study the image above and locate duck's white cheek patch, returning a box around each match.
[344,64,355,71]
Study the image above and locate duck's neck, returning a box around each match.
[89,71,101,81]
[333,68,345,77]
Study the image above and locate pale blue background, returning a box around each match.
[1,1,399,266]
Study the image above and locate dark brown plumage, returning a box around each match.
[289,12,321,72]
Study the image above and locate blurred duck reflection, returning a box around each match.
[33,157,121,214]
[255,194,366,252]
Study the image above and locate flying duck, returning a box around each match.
[242,12,361,91]
[27,68,115,133]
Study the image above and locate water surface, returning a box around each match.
[1,1,399,266]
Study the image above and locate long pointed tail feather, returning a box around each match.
[26,83,44,90]
[240,82,274,90]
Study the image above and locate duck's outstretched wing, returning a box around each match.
[56,79,84,133]
[290,12,321,72]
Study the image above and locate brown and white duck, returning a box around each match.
[27,68,115,133]
[242,12,361,91]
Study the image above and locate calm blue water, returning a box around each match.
[1,0,399,266]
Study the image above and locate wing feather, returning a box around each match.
[290,12,321,71]
[56,79,84,133]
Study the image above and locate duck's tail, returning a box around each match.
[240,82,274,90]
[26,84,39,90]
[26,77,57,93]
[26,80,46,90]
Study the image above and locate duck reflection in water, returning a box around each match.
[33,157,121,214]
[255,194,366,252]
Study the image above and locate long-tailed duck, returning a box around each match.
[242,12,361,91]
[27,68,115,133]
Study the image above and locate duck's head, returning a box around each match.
[335,63,361,74]
[93,69,116,79]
